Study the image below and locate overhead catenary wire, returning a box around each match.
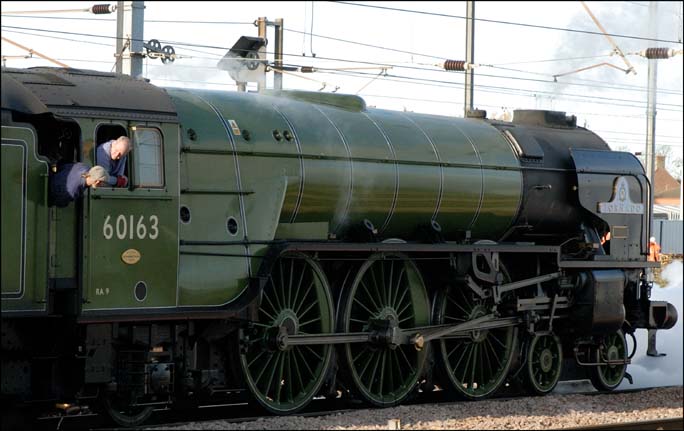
[4,23,683,97]
[4,34,681,112]
[0,4,116,15]
[330,1,684,45]
[0,14,251,24]
[6,13,678,67]
[357,92,684,124]
[2,24,681,113]
[25,52,682,114]
[1,36,70,67]
[1,9,681,149]
[312,67,683,110]
[579,1,636,75]
[12,47,677,121]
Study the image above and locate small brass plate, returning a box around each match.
[121,248,141,265]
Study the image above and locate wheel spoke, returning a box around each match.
[447,294,470,315]
[285,351,294,402]
[379,262,388,305]
[254,352,276,387]
[263,353,280,397]
[469,344,478,389]
[389,350,399,393]
[485,337,502,365]
[446,342,464,360]
[396,300,412,321]
[278,261,287,309]
[398,345,416,373]
[304,345,323,361]
[299,317,321,327]
[490,331,506,349]
[292,350,305,395]
[353,296,376,316]
[360,280,382,312]
[298,300,318,321]
[458,288,474,310]
[459,344,475,384]
[398,315,414,325]
[369,262,381,304]
[248,350,266,368]
[352,346,371,365]
[262,286,279,316]
[259,307,277,322]
[393,286,409,315]
[368,350,382,392]
[387,261,395,310]
[268,275,284,310]
[294,346,315,377]
[378,350,387,395]
[482,340,493,381]
[290,260,307,311]
[275,352,286,402]
[294,280,315,315]
[356,349,374,379]
[391,268,406,309]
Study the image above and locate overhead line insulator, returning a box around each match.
[443,60,475,71]
[639,48,682,59]
[90,4,116,14]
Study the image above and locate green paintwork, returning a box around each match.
[436,283,517,399]
[525,334,563,394]
[167,90,522,246]
[80,122,179,312]
[340,254,429,406]
[1,126,49,313]
[52,206,78,280]
[240,252,334,413]
[261,89,366,112]
[169,89,289,307]
[3,84,524,314]
[590,330,627,390]
[275,222,329,240]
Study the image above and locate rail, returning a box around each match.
[562,417,683,430]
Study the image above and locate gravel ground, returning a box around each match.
[158,386,683,430]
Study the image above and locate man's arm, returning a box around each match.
[111,155,127,177]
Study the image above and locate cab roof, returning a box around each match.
[1,67,177,121]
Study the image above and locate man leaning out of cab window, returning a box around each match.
[97,135,131,187]
[49,163,108,208]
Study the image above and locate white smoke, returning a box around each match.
[619,260,683,389]
[144,57,239,91]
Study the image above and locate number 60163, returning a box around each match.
[103,215,159,240]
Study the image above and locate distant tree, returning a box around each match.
[657,146,683,181]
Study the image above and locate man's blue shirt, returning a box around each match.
[50,163,89,207]
[97,140,127,185]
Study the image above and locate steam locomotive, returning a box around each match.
[1,66,677,426]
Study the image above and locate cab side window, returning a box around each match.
[132,128,164,188]
[95,124,128,176]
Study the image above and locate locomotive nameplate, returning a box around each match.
[598,176,643,214]
[121,248,141,265]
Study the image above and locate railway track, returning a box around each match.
[30,383,677,431]
[564,417,684,430]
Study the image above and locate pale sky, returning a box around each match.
[2,1,683,176]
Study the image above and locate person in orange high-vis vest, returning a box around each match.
[648,237,661,262]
